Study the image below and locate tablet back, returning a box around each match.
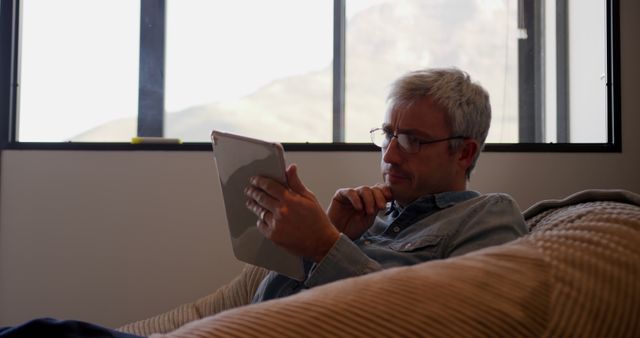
[211,130,305,281]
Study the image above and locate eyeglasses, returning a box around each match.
[370,128,466,154]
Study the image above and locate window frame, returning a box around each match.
[0,0,621,152]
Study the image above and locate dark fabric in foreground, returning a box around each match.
[0,318,144,338]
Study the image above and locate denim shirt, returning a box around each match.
[252,191,527,303]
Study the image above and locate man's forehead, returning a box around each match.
[384,108,439,129]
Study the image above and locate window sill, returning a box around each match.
[1,142,621,153]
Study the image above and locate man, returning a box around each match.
[244,67,527,302]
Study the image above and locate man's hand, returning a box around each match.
[244,164,340,263]
[328,184,393,240]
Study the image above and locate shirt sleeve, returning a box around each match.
[305,193,527,289]
[304,234,382,288]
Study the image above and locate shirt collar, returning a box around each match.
[433,190,480,208]
[386,190,480,216]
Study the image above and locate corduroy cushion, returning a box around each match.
[118,264,268,336]
[142,200,640,337]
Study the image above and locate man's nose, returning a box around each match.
[382,136,403,164]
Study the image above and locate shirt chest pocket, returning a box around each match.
[388,235,445,253]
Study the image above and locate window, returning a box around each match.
[17,0,140,143]
[163,1,333,143]
[346,0,520,144]
[0,0,620,151]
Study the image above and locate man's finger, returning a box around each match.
[249,176,287,201]
[358,187,378,215]
[371,184,393,209]
[372,188,389,210]
[245,199,264,218]
[256,218,272,237]
[286,164,308,195]
[245,186,279,211]
[335,188,363,211]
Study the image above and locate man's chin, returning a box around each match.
[387,185,413,206]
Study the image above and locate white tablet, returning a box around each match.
[211,130,305,281]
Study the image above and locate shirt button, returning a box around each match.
[392,226,400,233]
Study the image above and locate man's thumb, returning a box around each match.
[286,164,308,195]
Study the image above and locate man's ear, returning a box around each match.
[457,139,479,170]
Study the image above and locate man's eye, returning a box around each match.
[405,134,421,144]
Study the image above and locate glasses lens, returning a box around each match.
[370,129,387,148]
[396,134,418,153]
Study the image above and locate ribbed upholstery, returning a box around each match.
[124,200,640,337]
[528,201,640,337]
[117,264,268,336]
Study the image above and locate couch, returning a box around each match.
[118,189,640,337]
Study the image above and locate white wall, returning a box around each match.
[2,0,640,328]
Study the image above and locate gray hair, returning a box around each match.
[387,68,492,179]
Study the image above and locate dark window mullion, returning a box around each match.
[556,0,569,142]
[518,0,544,143]
[0,0,20,147]
[333,0,346,143]
[606,0,621,149]
[138,0,166,137]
